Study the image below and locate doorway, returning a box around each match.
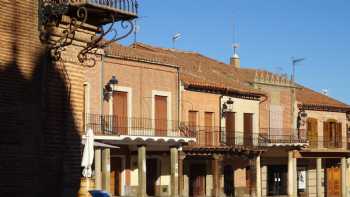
[146,158,158,196]
[110,157,122,196]
[224,165,234,196]
[326,160,341,197]
[189,163,206,196]
[267,165,287,196]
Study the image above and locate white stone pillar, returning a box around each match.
[94,148,102,189]
[293,157,297,197]
[256,155,262,197]
[170,147,179,197]
[342,157,347,197]
[102,148,110,193]
[288,151,294,197]
[316,158,322,197]
[138,145,146,197]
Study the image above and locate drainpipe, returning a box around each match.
[100,54,105,115]
[177,67,180,123]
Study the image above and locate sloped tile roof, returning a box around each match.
[105,42,264,96]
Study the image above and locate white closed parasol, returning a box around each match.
[81,128,94,178]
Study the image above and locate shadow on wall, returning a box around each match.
[0,1,81,197]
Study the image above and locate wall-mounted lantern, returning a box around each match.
[346,113,350,121]
[104,75,118,100]
[221,98,234,117]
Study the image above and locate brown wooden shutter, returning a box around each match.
[205,112,213,146]
[188,111,197,139]
[307,118,318,148]
[225,112,235,146]
[336,123,342,148]
[244,113,253,146]
[113,91,128,135]
[324,122,330,148]
[155,95,167,136]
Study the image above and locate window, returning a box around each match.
[113,91,128,135]
[155,95,167,136]
[204,112,214,146]
[188,110,198,132]
[244,113,253,146]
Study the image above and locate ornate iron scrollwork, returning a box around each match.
[39,0,136,66]
[78,16,134,67]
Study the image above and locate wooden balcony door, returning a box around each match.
[225,112,235,146]
[110,157,122,196]
[324,121,342,148]
[205,112,214,146]
[327,166,341,197]
[113,91,128,135]
[307,118,318,148]
[155,95,167,136]
[188,111,198,137]
[244,113,253,147]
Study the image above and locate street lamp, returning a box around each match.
[103,75,118,100]
[172,33,182,49]
[291,57,306,82]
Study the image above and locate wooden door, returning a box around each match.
[324,122,331,148]
[146,159,158,196]
[205,112,214,146]
[155,95,167,136]
[327,167,341,197]
[113,91,128,135]
[335,123,342,148]
[307,118,318,148]
[190,164,206,196]
[110,157,122,196]
[267,165,287,196]
[225,112,235,146]
[244,113,253,147]
[188,111,198,137]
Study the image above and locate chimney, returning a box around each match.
[230,44,240,68]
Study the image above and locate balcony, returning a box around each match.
[259,128,308,146]
[49,0,138,25]
[85,114,196,139]
[180,125,265,149]
[307,137,346,149]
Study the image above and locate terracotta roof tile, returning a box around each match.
[130,42,264,96]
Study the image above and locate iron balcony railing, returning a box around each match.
[307,136,346,149]
[259,128,308,144]
[182,125,265,148]
[85,114,196,138]
[58,0,138,16]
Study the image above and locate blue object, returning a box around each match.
[89,190,110,197]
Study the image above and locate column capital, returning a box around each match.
[212,154,223,160]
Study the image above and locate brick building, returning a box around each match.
[0,1,137,196]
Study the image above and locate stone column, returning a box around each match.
[102,148,110,193]
[212,154,221,197]
[94,148,102,190]
[341,157,347,197]
[171,147,179,197]
[256,155,262,197]
[316,158,322,197]
[138,145,146,197]
[293,156,298,197]
[178,151,185,197]
[288,151,294,197]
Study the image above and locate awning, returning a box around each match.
[81,139,119,149]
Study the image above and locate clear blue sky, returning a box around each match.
[120,0,350,104]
